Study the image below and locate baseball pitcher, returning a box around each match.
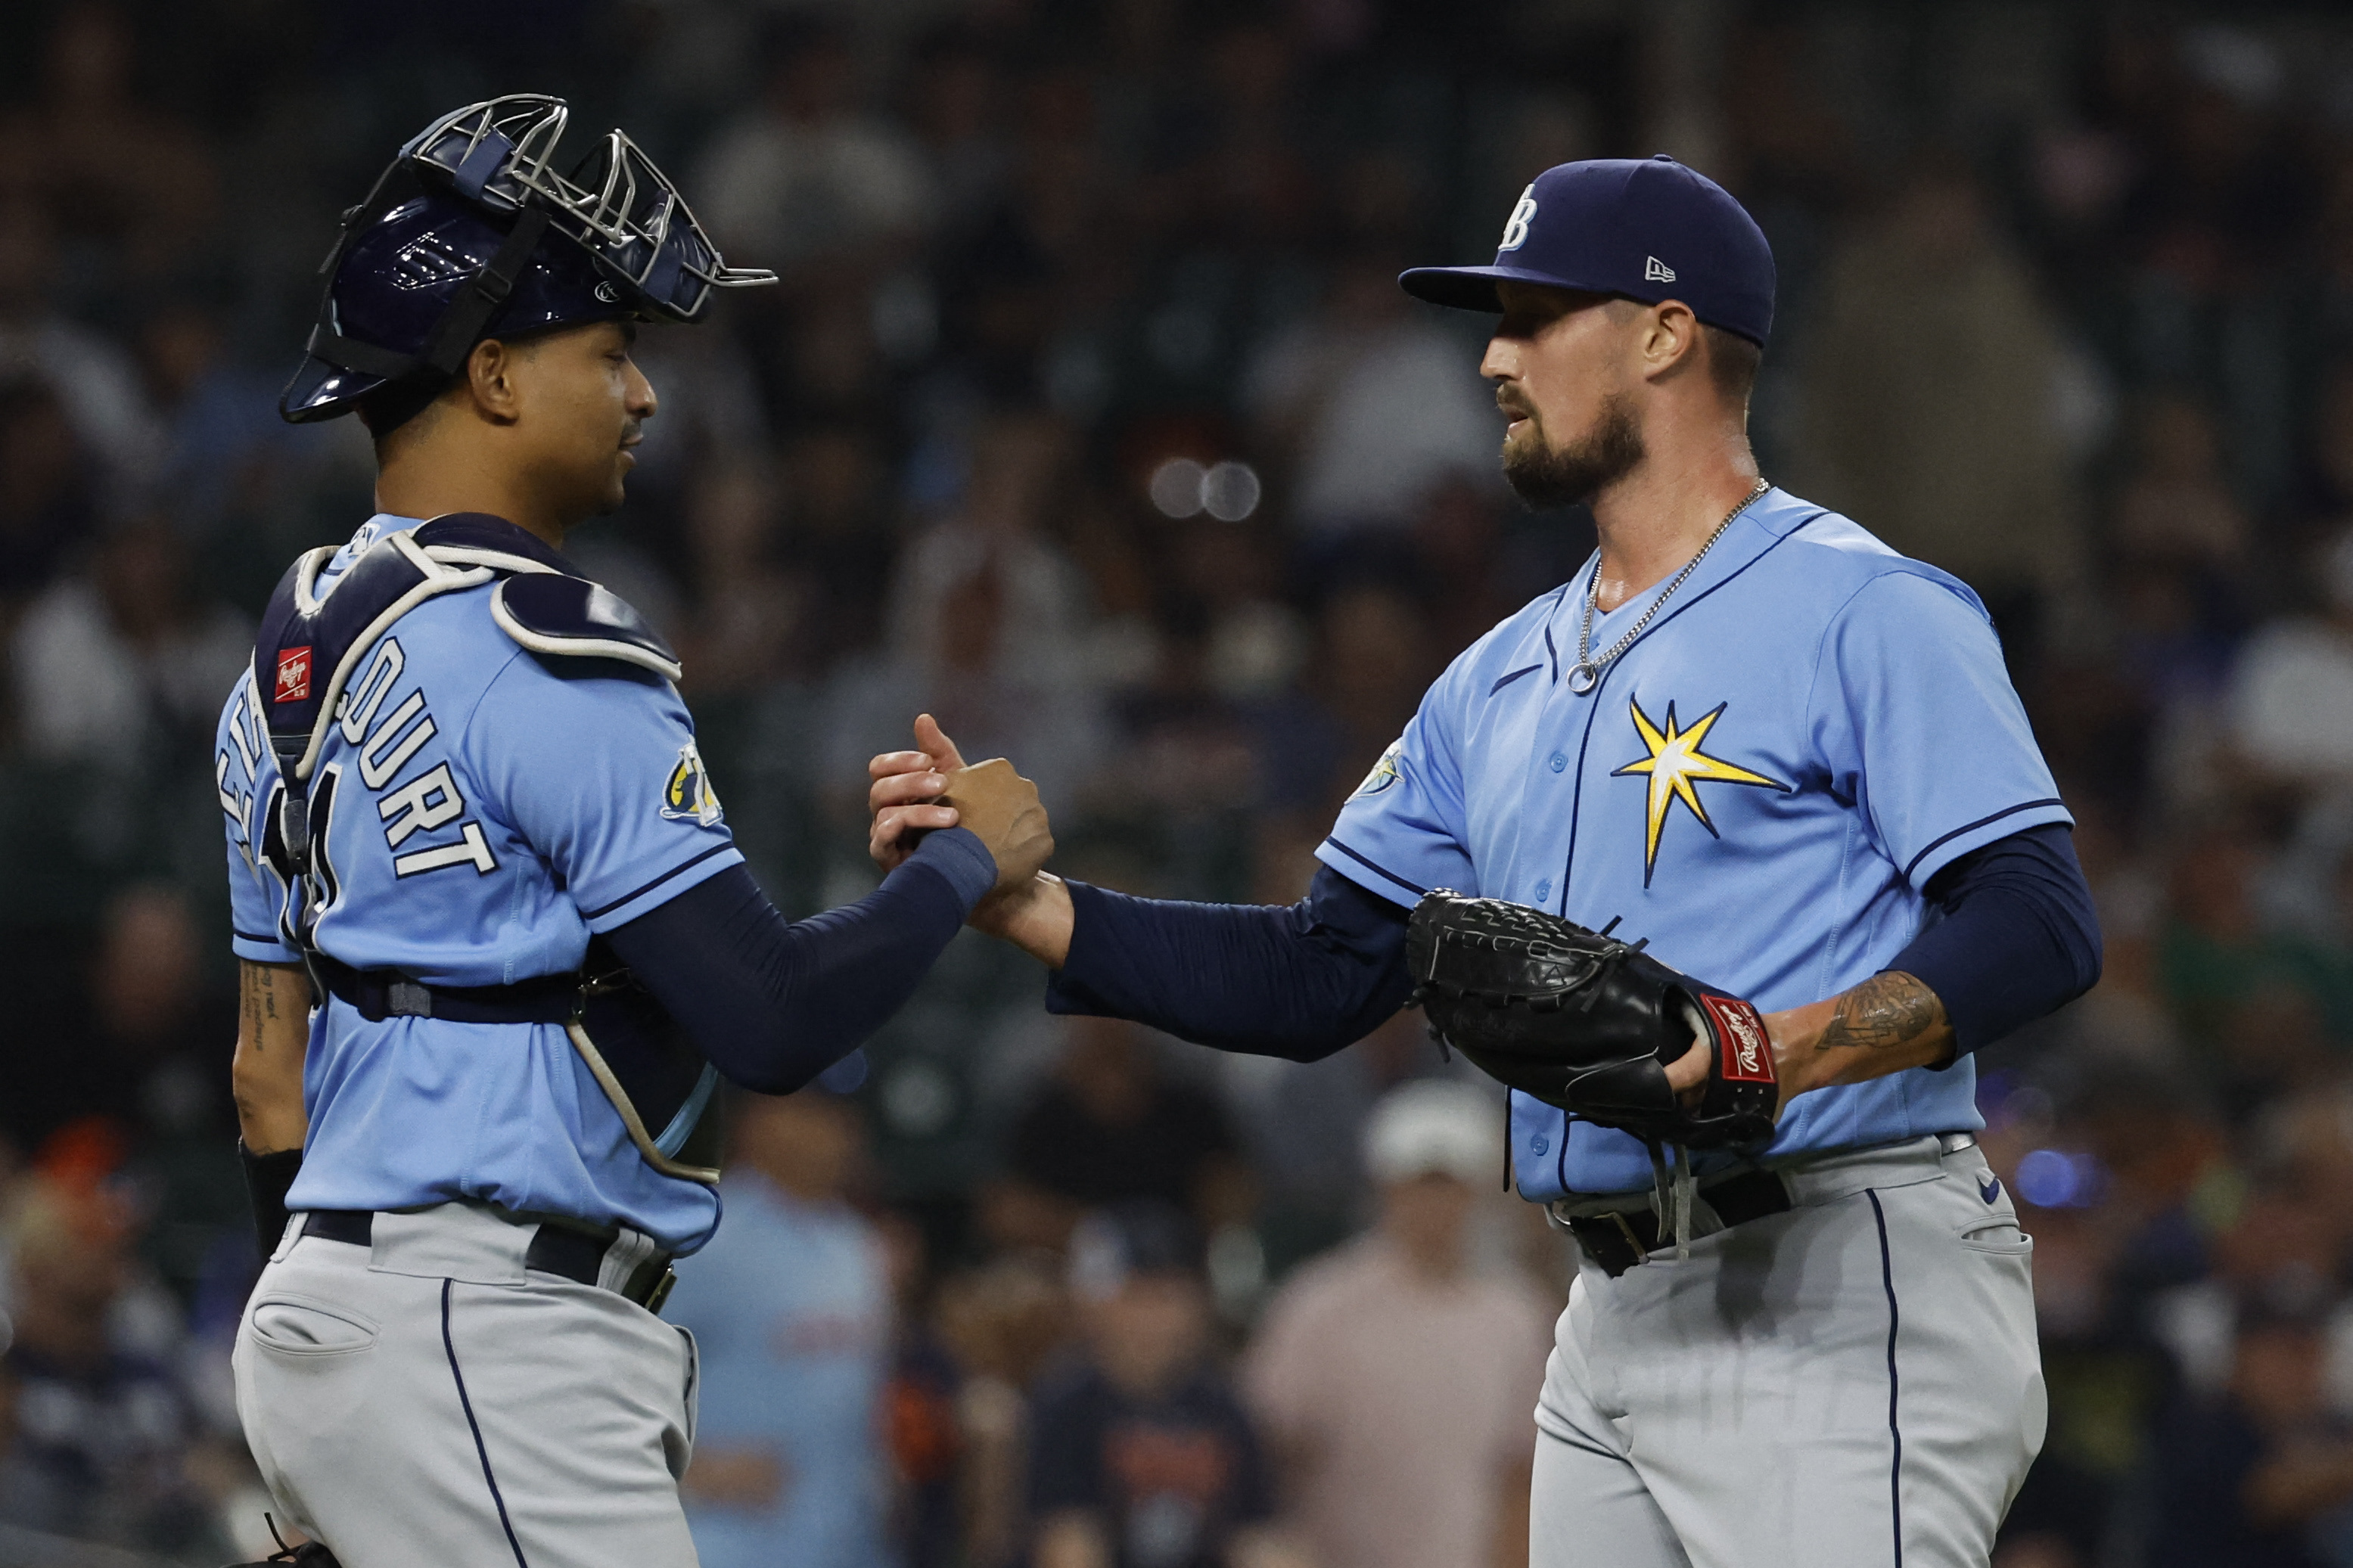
[869,157,2101,1568]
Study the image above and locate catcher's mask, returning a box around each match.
[283,95,775,427]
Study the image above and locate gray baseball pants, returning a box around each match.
[233,1203,701,1568]
[1528,1135,2044,1568]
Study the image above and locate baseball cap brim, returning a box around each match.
[1399,262,1621,312]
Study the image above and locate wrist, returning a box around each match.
[1764,998,1841,1098]
[973,873,1074,967]
[904,825,999,913]
[239,1140,303,1261]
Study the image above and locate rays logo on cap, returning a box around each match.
[1498,185,1538,252]
[661,741,724,827]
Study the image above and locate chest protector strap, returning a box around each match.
[251,514,720,1185]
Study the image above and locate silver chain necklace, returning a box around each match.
[1565,477,1770,696]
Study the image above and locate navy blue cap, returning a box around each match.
[1400,155,1775,346]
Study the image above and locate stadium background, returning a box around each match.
[2,0,2353,1563]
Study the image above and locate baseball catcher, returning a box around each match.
[217,96,1050,1566]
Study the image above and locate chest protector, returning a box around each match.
[252,514,723,1185]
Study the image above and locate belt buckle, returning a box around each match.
[387,979,433,1017]
[642,1267,677,1315]
[1606,1209,1650,1266]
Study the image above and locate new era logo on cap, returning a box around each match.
[1645,256,1676,283]
[275,645,313,703]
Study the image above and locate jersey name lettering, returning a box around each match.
[379,762,464,845]
[337,638,500,880]
[340,638,406,743]
[358,692,436,787]
[216,680,263,849]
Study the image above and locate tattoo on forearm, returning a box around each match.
[240,964,281,1050]
[1816,971,1948,1057]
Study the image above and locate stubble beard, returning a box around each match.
[1502,392,1646,509]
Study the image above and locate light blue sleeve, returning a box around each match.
[463,652,745,933]
[1315,656,1478,908]
[214,672,299,963]
[1811,570,2070,888]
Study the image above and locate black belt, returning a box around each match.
[314,955,580,1025]
[300,1209,676,1312]
[1561,1167,1792,1278]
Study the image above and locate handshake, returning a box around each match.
[866,714,1060,925]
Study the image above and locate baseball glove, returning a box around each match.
[1406,890,1778,1150]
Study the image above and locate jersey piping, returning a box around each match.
[1319,837,1429,899]
[1556,508,1828,915]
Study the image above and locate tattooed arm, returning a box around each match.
[1661,826,2100,1113]
[1660,970,1954,1111]
[1761,972,1954,1107]
[233,960,311,1154]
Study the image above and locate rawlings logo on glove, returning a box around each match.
[1405,890,1778,1150]
[1701,994,1774,1084]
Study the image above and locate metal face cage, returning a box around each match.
[399,94,775,323]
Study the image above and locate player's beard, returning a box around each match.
[1503,392,1646,509]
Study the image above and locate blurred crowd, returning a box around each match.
[3,0,2353,1563]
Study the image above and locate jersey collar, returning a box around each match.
[357,511,574,575]
[1555,486,1820,657]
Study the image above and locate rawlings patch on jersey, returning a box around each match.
[661,742,723,827]
[1610,698,1788,885]
[275,645,314,703]
[1352,738,1405,799]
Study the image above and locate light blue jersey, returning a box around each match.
[216,514,741,1251]
[670,1176,897,1568]
[1317,487,2069,1199]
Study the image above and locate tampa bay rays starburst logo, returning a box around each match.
[1612,698,1788,884]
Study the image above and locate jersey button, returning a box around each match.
[1547,751,1568,773]
[1533,878,1552,902]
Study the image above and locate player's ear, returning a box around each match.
[1638,301,1702,383]
[462,337,526,427]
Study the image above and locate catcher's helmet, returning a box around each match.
[283,95,775,426]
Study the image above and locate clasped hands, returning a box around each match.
[865,716,1870,1103]
[869,715,1074,964]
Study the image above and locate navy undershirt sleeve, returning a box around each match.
[1893,821,2102,1059]
[604,827,997,1094]
[1044,865,1414,1060]
[1040,822,2097,1068]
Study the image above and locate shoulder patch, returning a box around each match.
[1352,737,1405,798]
[491,574,682,681]
[662,741,724,826]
